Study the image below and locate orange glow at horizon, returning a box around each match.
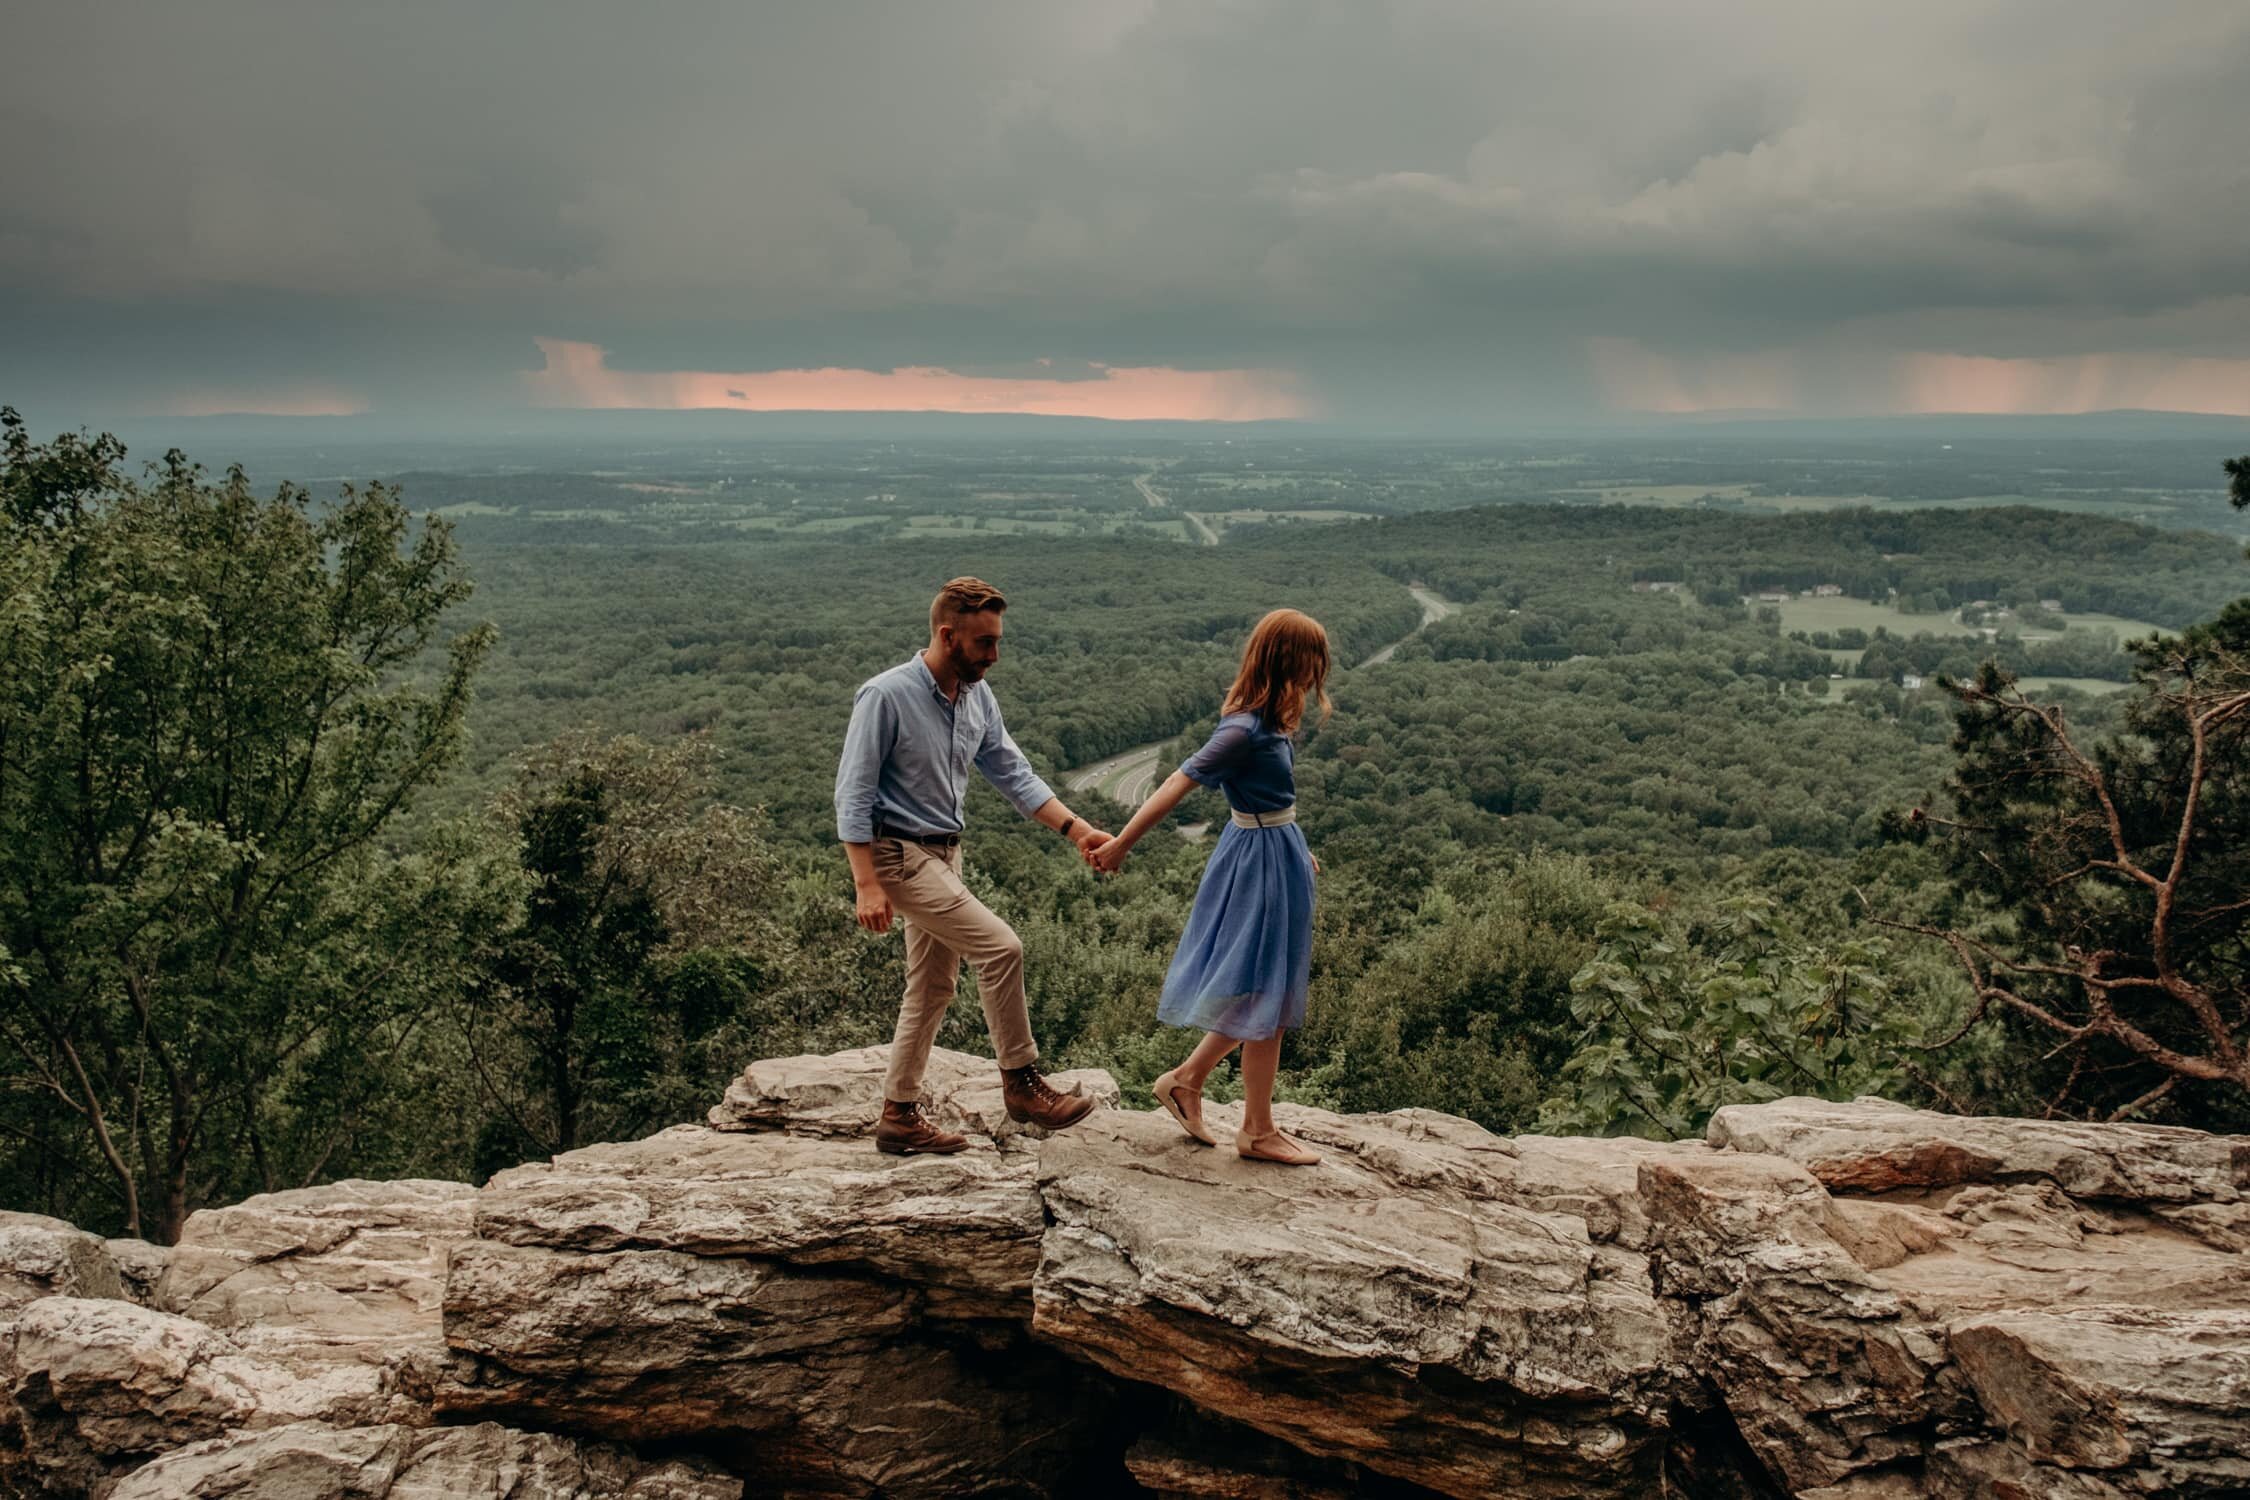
[522,338,1312,422]
[157,387,369,418]
[1589,338,2250,417]
[1895,353,2250,417]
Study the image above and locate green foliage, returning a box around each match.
[1541,897,1926,1139]
[464,733,792,1169]
[13,422,2250,1231]
[0,410,498,1239]
[1902,596,2250,1125]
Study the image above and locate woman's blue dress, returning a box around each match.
[1157,711,1315,1040]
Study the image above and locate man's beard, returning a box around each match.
[948,645,987,682]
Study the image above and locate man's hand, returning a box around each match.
[854,880,894,934]
[1072,824,1111,855]
[1089,836,1131,875]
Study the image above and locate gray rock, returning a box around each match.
[107,1419,743,1499]
[105,1240,171,1306]
[148,1176,475,1436]
[1031,1104,1683,1500]
[707,1043,1119,1149]
[438,1224,1117,1495]
[1652,1114,2250,1495]
[1709,1095,2250,1203]
[0,1212,125,1311]
[1639,1150,1939,1493]
[14,1053,2250,1500]
[1948,1306,2250,1492]
[473,1124,1041,1312]
[6,1297,435,1494]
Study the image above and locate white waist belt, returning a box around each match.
[1230,805,1298,829]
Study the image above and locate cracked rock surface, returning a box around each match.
[2,1054,2245,1498]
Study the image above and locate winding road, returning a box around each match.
[1063,581,1457,826]
[1358,585,1458,666]
[1135,472,1219,546]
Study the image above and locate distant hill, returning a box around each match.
[1605,410,2250,443]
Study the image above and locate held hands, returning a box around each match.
[1087,833,1131,875]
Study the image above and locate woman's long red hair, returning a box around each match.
[1223,609,1331,736]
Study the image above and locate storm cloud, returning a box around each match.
[6,1,2248,426]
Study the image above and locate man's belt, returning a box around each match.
[873,822,962,848]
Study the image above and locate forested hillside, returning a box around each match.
[7,415,2247,1239]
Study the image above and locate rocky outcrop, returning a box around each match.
[1706,1094,2250,1203]
[0,1217,126,1313]
[1658,1099,2250,1498]
[439,1052,1134,1497]
[3,1058,2246,1498]
[107,1420,741,1500]
[1032,1104,1686,1497]
[4,1180,478,1496]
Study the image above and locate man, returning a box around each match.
[835,576,1109,1155]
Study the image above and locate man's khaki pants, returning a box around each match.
[871,837,1038,1104]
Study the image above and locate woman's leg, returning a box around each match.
[1239,1032,1283,1137]
[1174,1030,1241,1090]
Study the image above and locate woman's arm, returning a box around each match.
[1089,770,1197,872]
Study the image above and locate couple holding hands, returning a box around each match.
[835,577,1328,1167]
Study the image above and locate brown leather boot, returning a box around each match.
[1000,1064,1096,1131]
[875,1099,968,1156]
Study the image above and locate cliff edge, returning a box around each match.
[4,1045,2247,1498]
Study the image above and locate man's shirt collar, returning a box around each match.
[910,651,964,706]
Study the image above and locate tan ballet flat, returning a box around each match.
[1152,1069,1218,1146]
[1236,1128,1320,1166]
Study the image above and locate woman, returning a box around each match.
[1090,608,1328,1165]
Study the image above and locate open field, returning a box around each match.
[1769,596,1936,635]
[1771,595,2166,651]
[1205,509,1376,525]
[1580,484,1758,504]
[2014,675,2136,696]
[2017,611,2168,643]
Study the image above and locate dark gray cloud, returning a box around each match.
[6,0,2249,426]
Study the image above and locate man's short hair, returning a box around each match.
[931,576,1007,634]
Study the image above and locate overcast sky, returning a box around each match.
[7,1,2249,429]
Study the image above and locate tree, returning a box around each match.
[1541,896,1922,1139]
[464,733,788,1170]
[1889,460,2250,1123]
[0,411,497,1240]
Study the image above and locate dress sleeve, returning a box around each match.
[1179,717,1255,788]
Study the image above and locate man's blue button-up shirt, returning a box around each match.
[834,654,1055,843]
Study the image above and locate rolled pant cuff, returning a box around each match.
[996,1045,1040,1071]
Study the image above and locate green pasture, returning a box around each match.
[2013,676,2135,697]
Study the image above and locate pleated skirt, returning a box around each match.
[1156,819,1315,1041]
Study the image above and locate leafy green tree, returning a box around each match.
[464,733,789,1171]
[1542,896,1923,1139]
[0,411,497,1240]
